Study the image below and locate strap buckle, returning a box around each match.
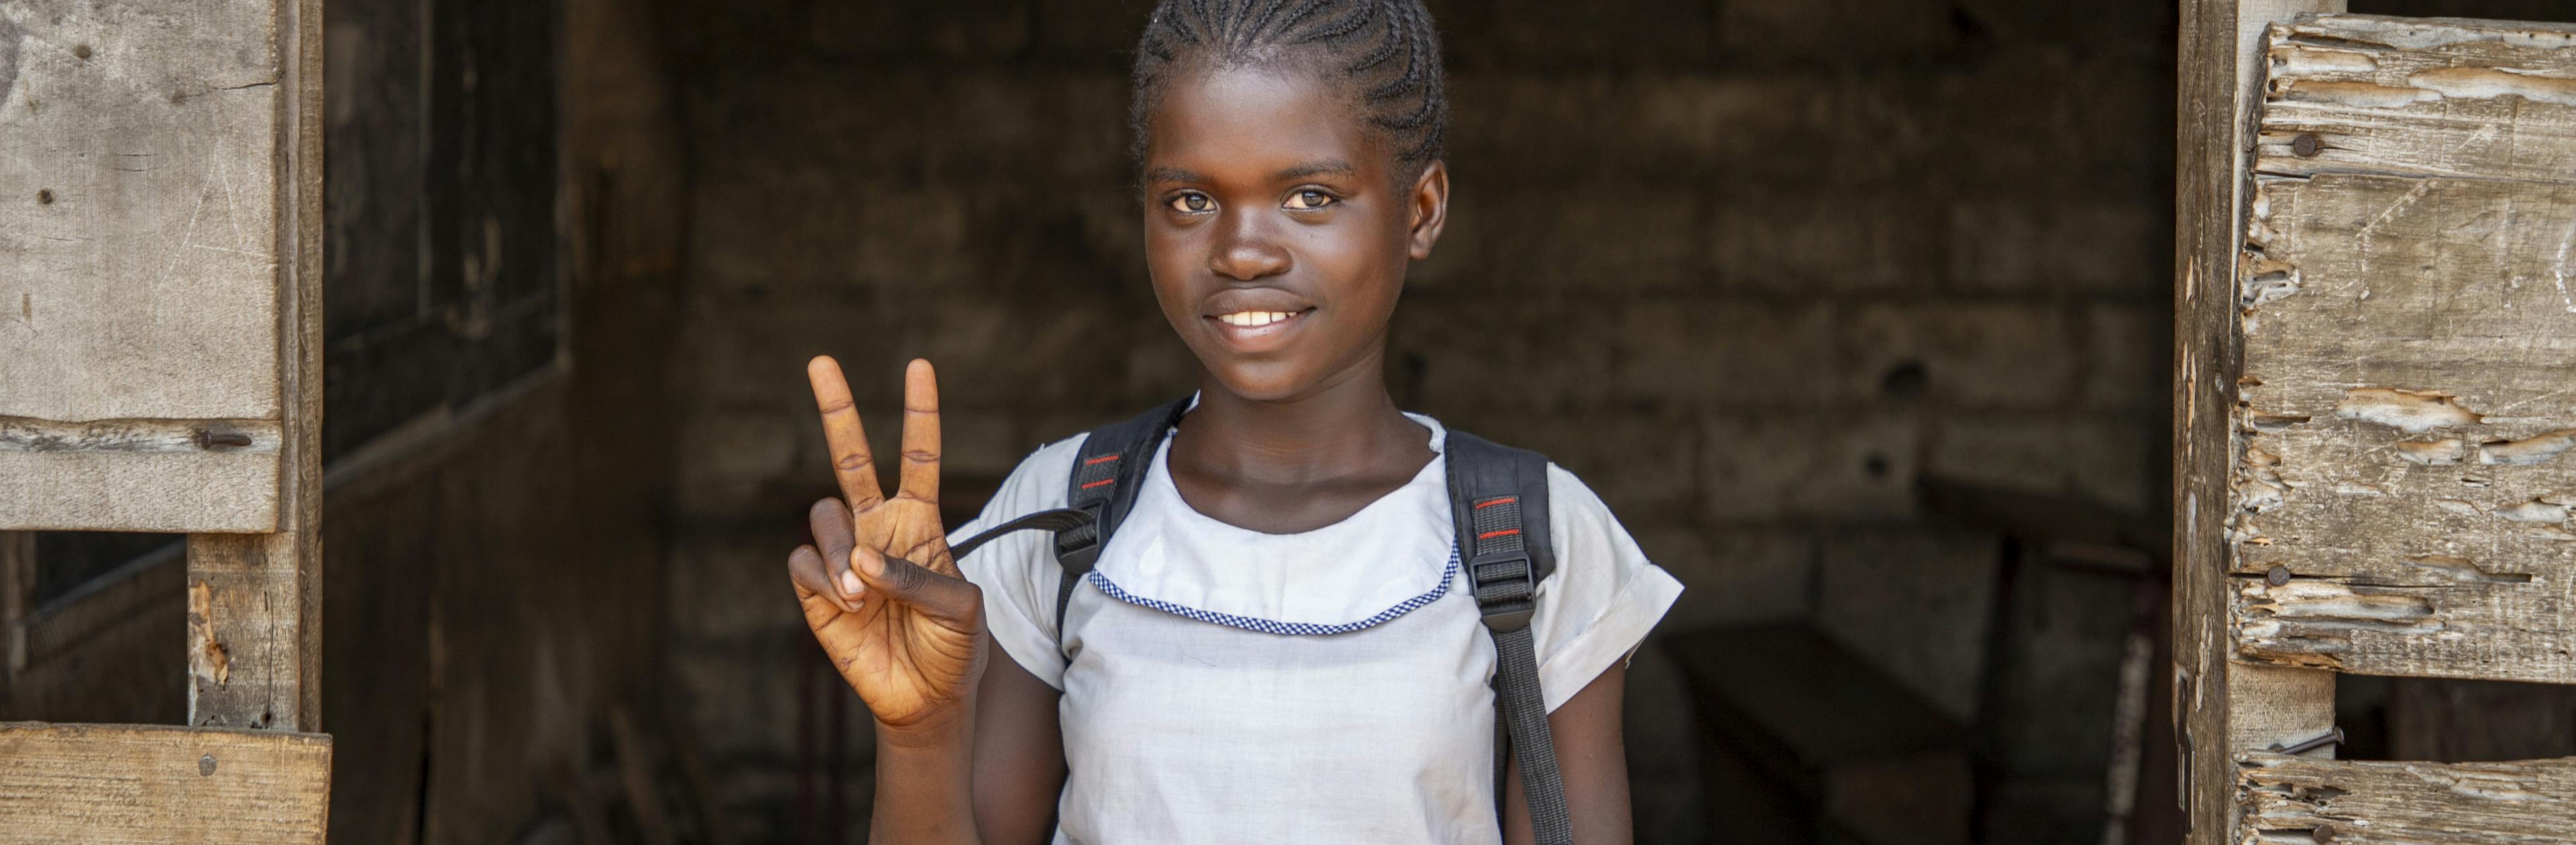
[1469,551,1536,632]
[1053,500,1107,565]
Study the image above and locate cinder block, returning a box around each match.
[1945,199,2163,295]
[1840,302,2080,410]
[1925,411,2153,514]
[1444,72,1868,192]
[668,538,812,642]
[2081,302,2165,412]
[1954,0,2172,58]
[810,1,1034,60]
[1699,411,1921,522]
[1609,298,1841,408]
[1418,180,1710,292]
[672,641,807,760]
[1449,409,1701,520]
[1642,526,1817,630]
[1717,0,1957,66]
[1712,192,1943,295]
[1479,0,1713,66]
[1815,526,2004,721]
[1393,295,1623,414]
[674,409,804,517]
[1028,0,1155,64]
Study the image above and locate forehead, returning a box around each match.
[1143,63,1391,176]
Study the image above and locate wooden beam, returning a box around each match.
[2239,752,2576,843]
[2176,1,2342,842]
[2227,13,2576,684]
[0,0,306,533]
[0,722,330,844]
[188,0,325,732]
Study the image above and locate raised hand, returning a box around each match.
[787,357,987,732]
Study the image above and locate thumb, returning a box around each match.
[849,545,981,624]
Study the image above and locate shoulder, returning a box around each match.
[1540,463,1628,551]
[953,434,1084,540]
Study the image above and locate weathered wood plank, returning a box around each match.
[2232,14,2576,683]
[188,0,325,732]
[2257,16,2576,185]
[2180,2,2343,844]
[0,417,284,532]
[0,722,329,843]
[0,1,294,532]
[2239,752,2576,844]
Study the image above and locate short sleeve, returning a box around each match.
[948,436,1085,689]
[1529,464,1684,712]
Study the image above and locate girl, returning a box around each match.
[786,2,1682,842]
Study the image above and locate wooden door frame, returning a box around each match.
[2174,1,2343,841]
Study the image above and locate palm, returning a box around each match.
[796,358,986,729]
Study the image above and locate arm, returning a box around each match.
[865,641,1066,845]
[1501,660,1633,845]
[969,651,1070,843]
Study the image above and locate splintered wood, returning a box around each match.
[0,1,291,532]
[2239,752,2576,844]
[0,722,331,844]
[2233,15,2576,684]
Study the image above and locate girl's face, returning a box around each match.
[1140,64,1448,403]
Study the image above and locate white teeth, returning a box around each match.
[1220,311,1297,327]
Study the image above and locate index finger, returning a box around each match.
[807,355,884,509]
[897,358,941,502]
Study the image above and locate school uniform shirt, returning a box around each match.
[949,412,1683,845]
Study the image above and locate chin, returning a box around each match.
[1199,358,1318,403]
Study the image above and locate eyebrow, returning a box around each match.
[1272,159,1356,181]
[1140,159,1359,185]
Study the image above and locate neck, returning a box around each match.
[1180,348,1424,484]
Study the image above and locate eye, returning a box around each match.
[1167,192,1214,214]
[1284,189,1336,211]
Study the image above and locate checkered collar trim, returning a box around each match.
[1085,545,1460,636]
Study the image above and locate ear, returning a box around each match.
[1405,160,1450,261]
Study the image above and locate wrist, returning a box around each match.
[875,702,976,752]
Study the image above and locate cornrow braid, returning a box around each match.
[1129,0,1449,181]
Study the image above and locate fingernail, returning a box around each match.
[839,570,863,596]
[854,547,884,577]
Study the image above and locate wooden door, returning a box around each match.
[0,0,331,840]
[2180,5,2576,842]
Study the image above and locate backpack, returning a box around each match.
[949,398,1576,844]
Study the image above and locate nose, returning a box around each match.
[1208,214,1291,281]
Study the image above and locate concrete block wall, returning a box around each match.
[648,1,2176,839]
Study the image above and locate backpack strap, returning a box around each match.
[1050,398,1193,651]
[1443,430,1572,845]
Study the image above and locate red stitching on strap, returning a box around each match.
[1079,478,1116,490]
[1476,528,1521,540]
[1083,455,1121,466]
[1474,496,1517,510]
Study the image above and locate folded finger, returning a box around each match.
[808,355,885,510]
[849,545,980,625]
[789,543,856,614]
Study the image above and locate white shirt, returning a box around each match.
[951,412,1683,844]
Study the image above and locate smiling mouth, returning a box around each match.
[1212,308,1310,328]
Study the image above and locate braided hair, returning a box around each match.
[1130,0,1449,181]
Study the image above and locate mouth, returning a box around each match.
[1201,306,1317,351]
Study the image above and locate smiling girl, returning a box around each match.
[784,3,1682,842]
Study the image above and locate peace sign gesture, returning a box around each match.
[787,357,987,732]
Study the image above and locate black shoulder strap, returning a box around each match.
[1443,429,1571,845]
[1049,398,1193,648]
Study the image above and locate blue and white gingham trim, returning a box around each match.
[1085,546,1459,636]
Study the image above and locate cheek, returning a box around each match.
[1142,224,1199,316]
[1300,220,1408,313]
